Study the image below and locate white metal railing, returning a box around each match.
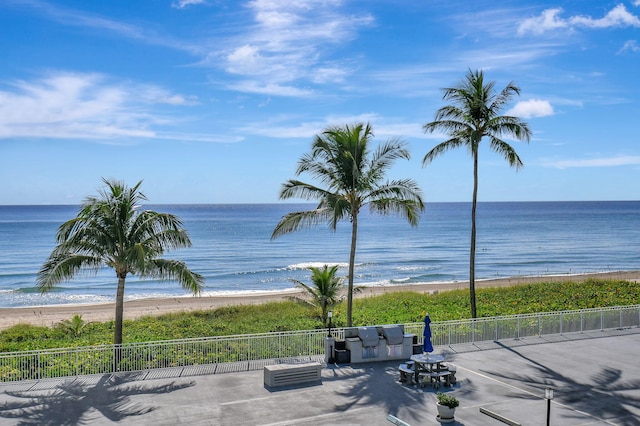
[0,305,638,383]
[426,305,640,346]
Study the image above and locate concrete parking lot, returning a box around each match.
[1,328,639,425]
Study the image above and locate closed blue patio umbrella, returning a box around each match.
[423,314,434,353]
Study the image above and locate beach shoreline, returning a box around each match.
[1,270,638,330]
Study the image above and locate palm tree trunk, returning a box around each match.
[347,213,358,327]
[470,153,478,318]
[114,276,126,345]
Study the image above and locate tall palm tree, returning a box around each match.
[37,178,204,345]
[423,69,531,318]
[290,264,346,328]
[272,122,424,327]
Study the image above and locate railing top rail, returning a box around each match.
[426,304,640,327]
[0,328,331,357]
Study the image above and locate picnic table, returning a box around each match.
[409,353,452,388]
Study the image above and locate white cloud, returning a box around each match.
[542,155,640,169]
[227,80,314,97]
[13,0,200,55]
[618,39,640,54]
[216,0,374,96]
[518,8,568,35]
[172,0,207,9]
[507,99,554,118]
[226,45,263,75]
[21,0,146,39]
[137,86,200,105]
[518,5,640,35]
[16,1,371,97]
[0,72,200,141]
[571,4,640,28]
[311,66,349,84]
[238,112,427,140]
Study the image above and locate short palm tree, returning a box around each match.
[59,314,89,338]
[290,265,346,328]
[37,178,204,345]
[272,122,424,327]
[423,69,531,318]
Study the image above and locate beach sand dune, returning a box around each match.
[0,271,637,330]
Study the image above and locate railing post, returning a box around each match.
[538,313,542,337]
[560,312,563,335]
[247,335,251,369]
[471,319,475,343]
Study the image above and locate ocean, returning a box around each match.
[0,201,638,308]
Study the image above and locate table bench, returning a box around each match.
[419,371,451,388]
[263,362,322,388]
[398,363,415,385]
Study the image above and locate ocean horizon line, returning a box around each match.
[1,199,639,208]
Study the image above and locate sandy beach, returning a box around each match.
[0,270,638,330]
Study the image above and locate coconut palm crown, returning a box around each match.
[423,69,531,318]
[37,178,204,345]
[272,122,424,326]
[290,264,347,328]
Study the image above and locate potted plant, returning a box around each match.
[436,392,459,423]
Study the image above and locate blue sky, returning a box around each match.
[1,0,639,205]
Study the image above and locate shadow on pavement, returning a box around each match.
[488,343,640,426]
[327,360,473,425]
[0,373,195,425]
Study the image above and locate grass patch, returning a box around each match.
[1,278,638,352]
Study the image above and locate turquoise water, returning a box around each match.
[0,201,638,307]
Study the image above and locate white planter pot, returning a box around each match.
[436,403,456,423]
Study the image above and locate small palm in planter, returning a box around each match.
[436,392,459,423]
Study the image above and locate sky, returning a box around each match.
[1,0,640,205]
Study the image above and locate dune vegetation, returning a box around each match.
[0,278,638,353]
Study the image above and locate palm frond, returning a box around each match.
[488,137,525,169]
[37,254,102,293]
[149,259,204,295]
[368,180,425,226]
[279,180,331,201]
[368,138,411,176]
[488,116,532,142]
[271,208,336,239]
[490,81,521,111]
[422,137,467,165]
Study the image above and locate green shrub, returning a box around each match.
[437,392,459,408]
